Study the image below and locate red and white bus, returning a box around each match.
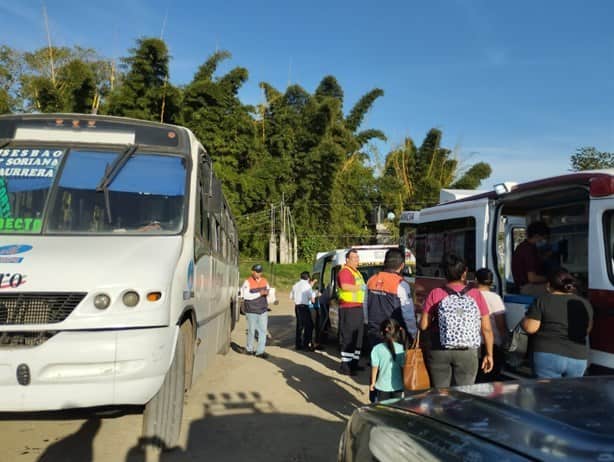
[400,171,614,373]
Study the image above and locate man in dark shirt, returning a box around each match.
[511,221,550,296]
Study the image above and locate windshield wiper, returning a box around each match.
[0,138,11,149]
[95,144,139,224]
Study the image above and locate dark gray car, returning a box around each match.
[338,376,614,461]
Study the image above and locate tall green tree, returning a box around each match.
[106,38,180,122]
[0,46,23,113]
[181,50,269,256]
[18,46,112,113]
[379,129,492,215]
[570,146,614,171]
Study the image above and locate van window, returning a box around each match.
[416,217,476,277]
[322,258,334,297]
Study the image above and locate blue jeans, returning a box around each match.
[533,351,587,378]
[246,312,268,355]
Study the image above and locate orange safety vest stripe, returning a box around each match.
[367,271,403,295]
[247,277,268,290]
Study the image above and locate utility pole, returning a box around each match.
[280,195,288,264]
[290,211,298,263]
[268,204,277,263]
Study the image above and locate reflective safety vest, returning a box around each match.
[337,265,366,307]
[244,276,269,314]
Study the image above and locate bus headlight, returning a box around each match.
[94,293,111,310]
[122,291,140,307]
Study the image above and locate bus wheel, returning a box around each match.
[142,326,186,451]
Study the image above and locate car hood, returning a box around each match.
[390,376,614,460]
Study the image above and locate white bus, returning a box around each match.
[0,114,239,448]
[399,172,614,374]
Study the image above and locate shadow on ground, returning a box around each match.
[36,418,101,462]
[125,392,346,462]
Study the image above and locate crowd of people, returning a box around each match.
[240,220,594,403]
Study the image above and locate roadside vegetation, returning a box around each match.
[2,39,609,261]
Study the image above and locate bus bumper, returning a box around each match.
[0,326,176,411]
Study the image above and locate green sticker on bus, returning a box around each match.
[0,178,11,218]
[0,217,42,233]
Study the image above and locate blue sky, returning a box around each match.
[1,0,614,188]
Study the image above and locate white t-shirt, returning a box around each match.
[481,290,506,346]
[290,279,312,305]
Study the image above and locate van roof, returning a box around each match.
[313,245,398,271]
[413,170,614,215]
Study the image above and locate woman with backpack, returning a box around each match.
[419,254,494,387]
[521,270,593,378]
[369,319,406,402]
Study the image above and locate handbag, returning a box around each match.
[504,321,529,355]
[403,330,431,391]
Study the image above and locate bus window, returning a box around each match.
[416,217,476,278]
[47,150,186,233]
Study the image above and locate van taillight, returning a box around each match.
[590,176,614,197]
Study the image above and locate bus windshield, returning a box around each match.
[0,147,186,234]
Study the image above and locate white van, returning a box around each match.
[0,114,239,448]
[312,245,399,339]
[399,171,614,374]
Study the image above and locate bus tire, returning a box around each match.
[141,326,186,451]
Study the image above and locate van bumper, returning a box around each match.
[0,326,176,411]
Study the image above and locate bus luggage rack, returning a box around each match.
[0,331,57,347]
[0,293,87,325]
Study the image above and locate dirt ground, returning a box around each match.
[0,293,370,462]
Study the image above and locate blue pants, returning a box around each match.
[533,351,587,378]
[246,312,268,355]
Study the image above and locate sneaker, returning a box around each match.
[245,350,255,356]
[255,352,269,359]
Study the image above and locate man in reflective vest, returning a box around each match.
[240,263,270,358]
[366,248,417,351]
[337,249,366,375]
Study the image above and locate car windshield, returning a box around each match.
[0,147,187,234]
[358,265,384,281]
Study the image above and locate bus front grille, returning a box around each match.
[0,331,57,347]
[0,293,87,325]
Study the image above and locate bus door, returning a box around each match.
[588,197,614,372]
[500,216,531,329]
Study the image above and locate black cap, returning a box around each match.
[251,264,263,273]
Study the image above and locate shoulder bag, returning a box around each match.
[504,321,529,355]
[403,330,431,391]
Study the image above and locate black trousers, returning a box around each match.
[295,304,313,349]
[339,308,364,365]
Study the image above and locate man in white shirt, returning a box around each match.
[290,271,314,350]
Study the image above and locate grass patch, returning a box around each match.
[239,260,313,291]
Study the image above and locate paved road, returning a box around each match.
[0,294,369,462]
